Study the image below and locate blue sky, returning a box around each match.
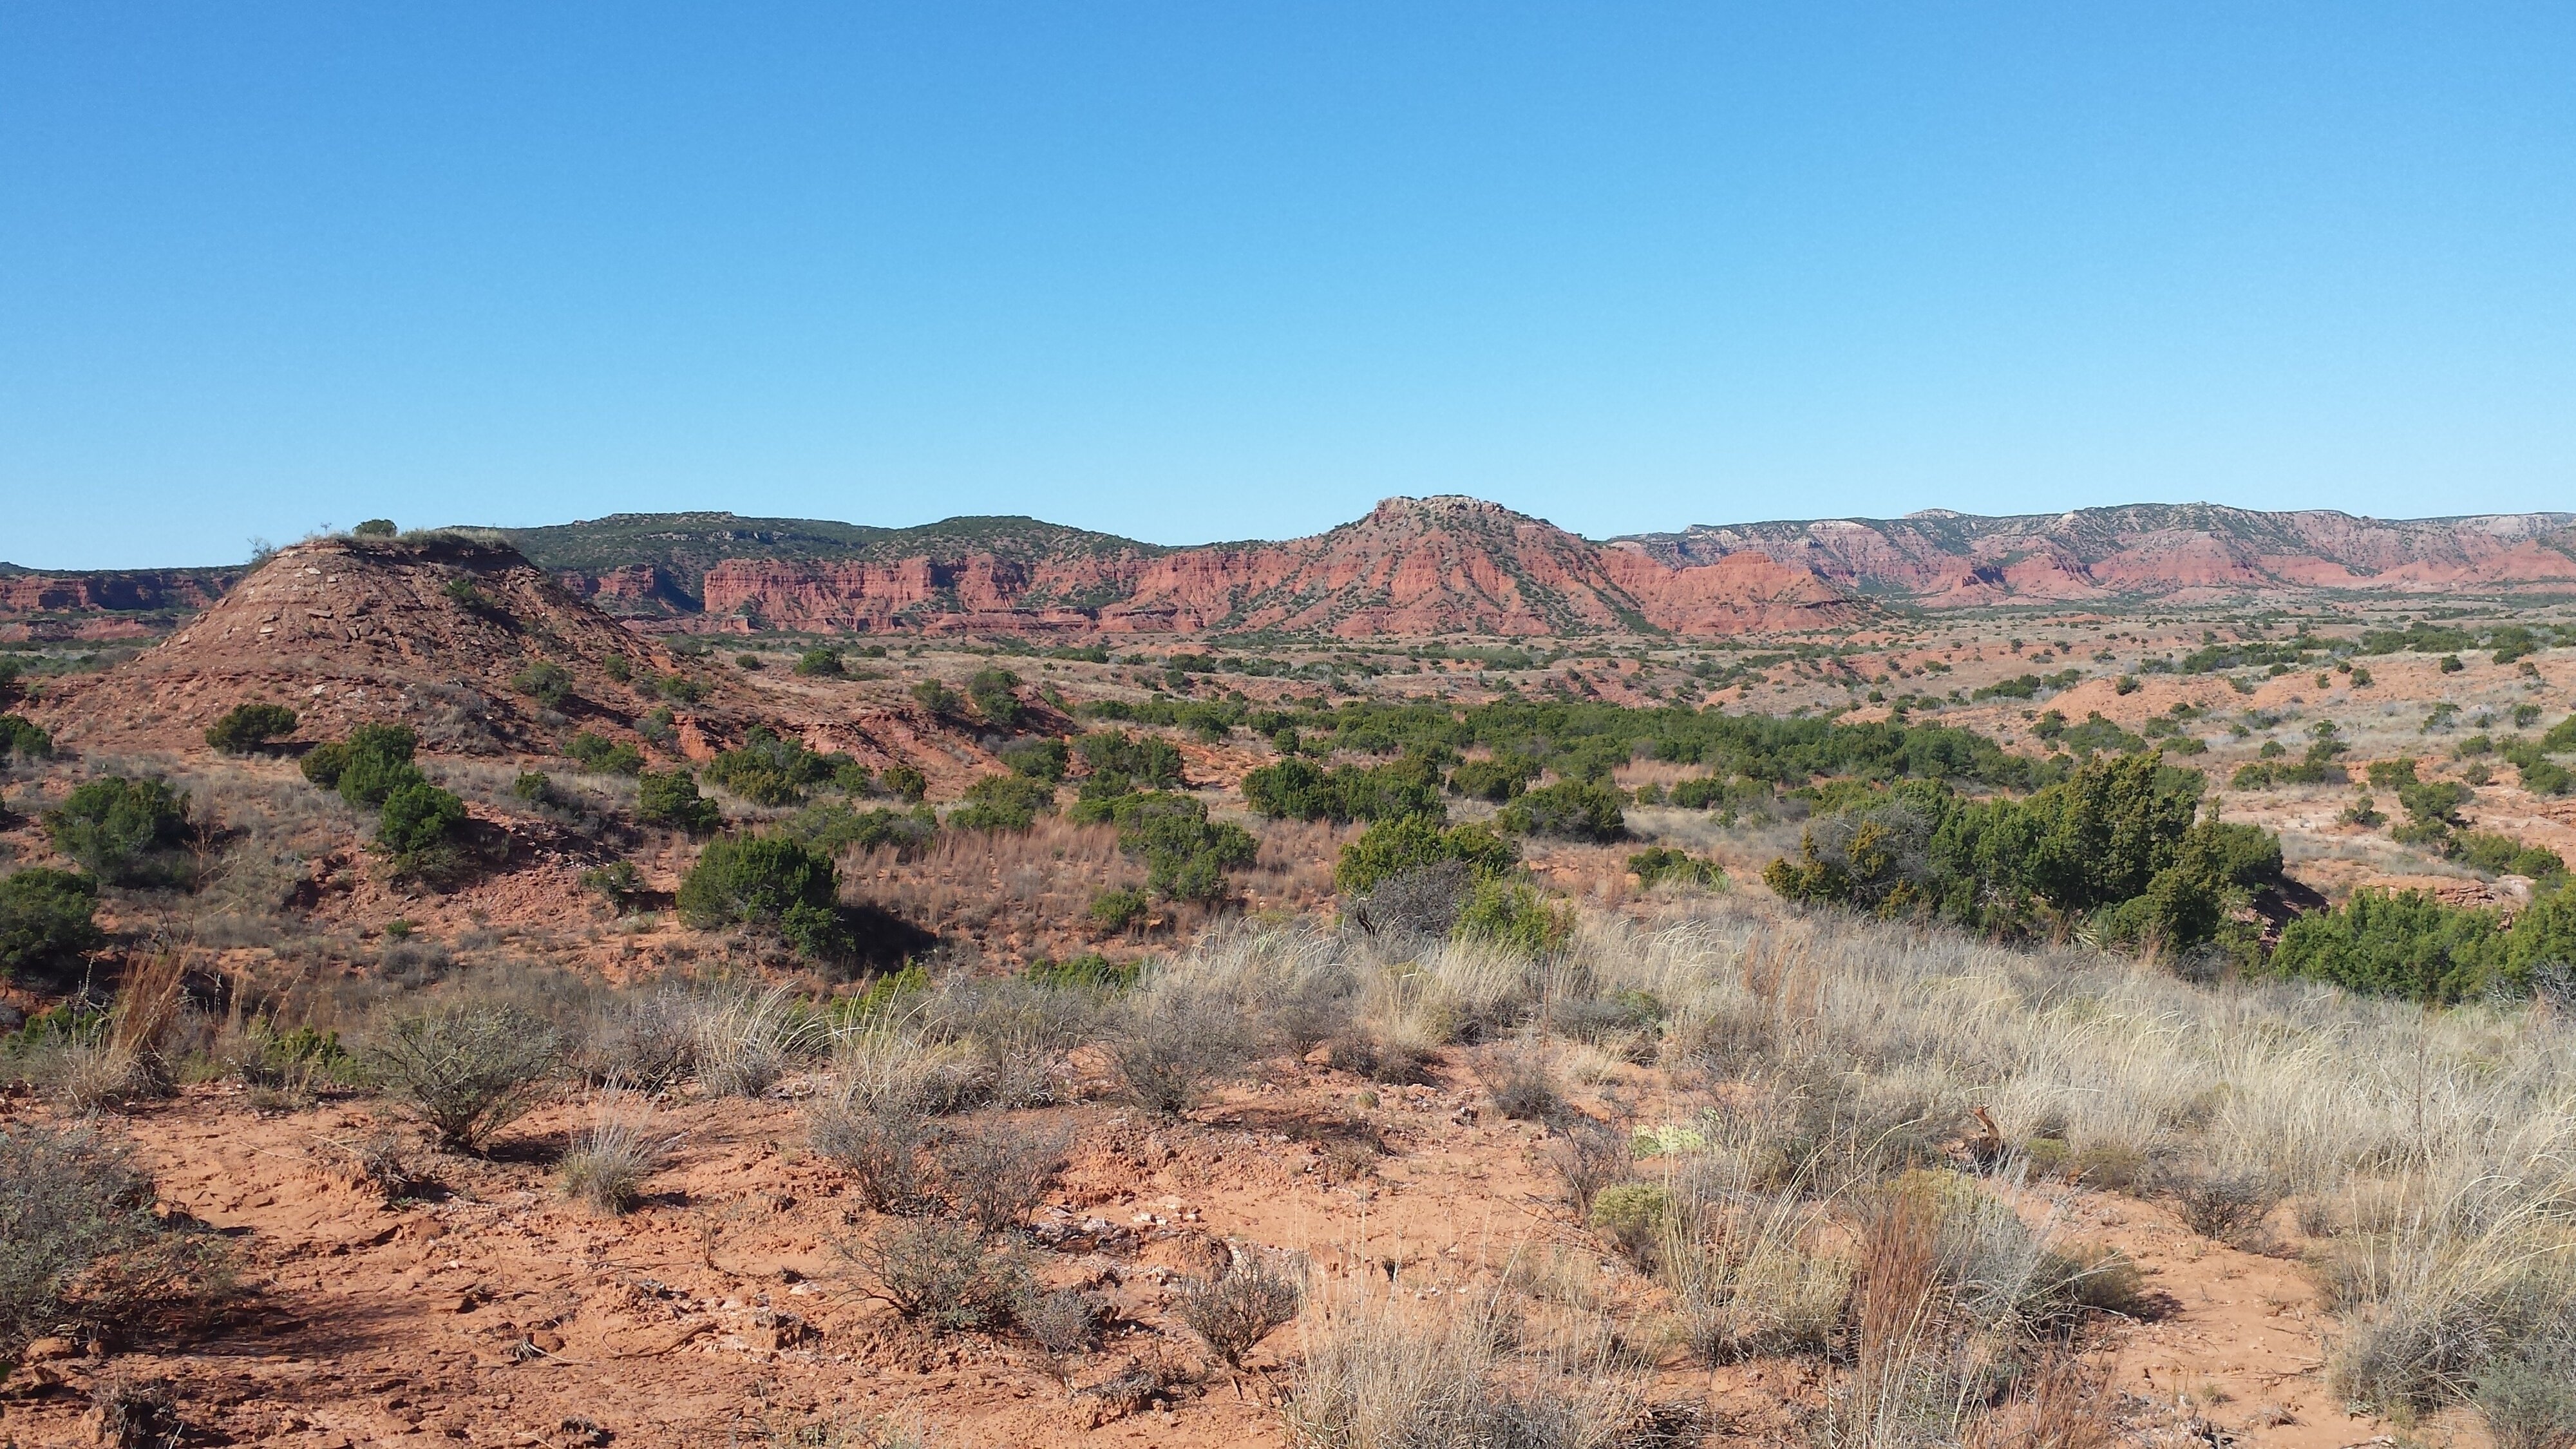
[5,5,2572,568]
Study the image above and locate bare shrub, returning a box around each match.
[1324,1033,1435,1086]
[934,1119,1070,1236]
[1474,1044,1562,1122]
[88,1376,184,1449]
[808,1091,936,1214]
[842,1218,1032,1334]
[1175,1253,1303,1368]
[1110,990,1253,1117]
[361,1002,562,1150]
[2158,1164,2284,1245]
[1545,1117,1634,1216]
[582,989,701,1094]
[351,1131,418,1202]
[1025,1287,1099,1355]
[559,1087,674,1213]
[1347,861,1472,944]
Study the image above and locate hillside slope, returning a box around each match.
[29,533,699,755]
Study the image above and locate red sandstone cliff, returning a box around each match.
[694,496,1859,638]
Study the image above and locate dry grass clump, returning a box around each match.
[692,984,820,1098]
[1283,1282,1650,1449]
[558,1086,675,1213]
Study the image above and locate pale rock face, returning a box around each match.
[1615,502,2576,606]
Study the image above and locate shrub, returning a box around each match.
[1110,992,1253,1116]
[1590,1182,1675,1265]
[0,714,53,762]
[602,654,631,683]
[911,679,963,715]
[2459,832,2568,880]
[704,726,838,806]
[1629,846,1721,889]
[361,1003,562,1150]
[1076,731,1186,789]
[564,732,645,775]
[509,661,573,706]
[676,836,846,959]
[809,1092,935,1213]
[879,763,927,802]
[374,781,472,883]
[2271,888,2506,1003]
[304,723,424,807]
[998,737,1069,781]
[1242,757,1442,824]
[1448,755,1537,803]
[844,1218,1032,1334]
[0,1122,225,1350]
[44,777,192,886]
[204,703,298,753]
[578,860,644,911]
[636,770,723,834]
[777,800,937,858]
[656,673,708,703]
[1453,877,1574,957]
[966,668,1024,728]
[2476,1334,2576,1449]
[1498,779,1627,842]
[934,1120,1069,1236]
[734,652,764,670]
[946,773,1056,832]
[1073,791,1256,902]
[1175,1256,1302,1368]
[793,649,843,677]
[1334,817,1517,895]
[352,518,396,536]
[1090,887,1150,932]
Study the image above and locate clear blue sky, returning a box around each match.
[5,5,2572,568]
